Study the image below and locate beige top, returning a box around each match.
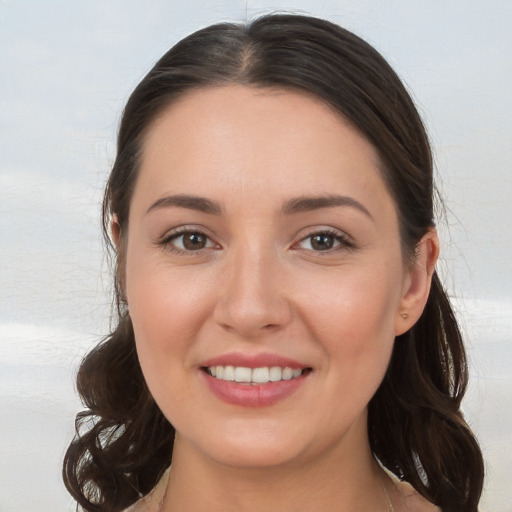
[123,467,170,512]
[123,464,442,512]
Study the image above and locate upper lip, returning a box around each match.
[200,352,309,369]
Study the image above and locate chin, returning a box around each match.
[176,415,347,471]
[207,441,308,470]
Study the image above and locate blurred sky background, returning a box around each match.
[1,1,511,510]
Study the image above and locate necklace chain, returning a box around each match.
[157,469,396,511]
[379,471,396,512]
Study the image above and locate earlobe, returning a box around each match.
[111,215,121,247]
[395,229,439,335]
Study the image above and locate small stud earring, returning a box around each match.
[401,313,409,319]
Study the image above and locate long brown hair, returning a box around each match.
[63,14,484,512]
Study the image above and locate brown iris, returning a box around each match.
[310,234,335,251]
[182,232,208,250]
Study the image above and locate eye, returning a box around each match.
[296,229,353,252]
[160,229,218,254]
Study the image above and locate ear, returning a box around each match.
[111,214,121,247]
[110,214,128,304]
[395,228,439,335]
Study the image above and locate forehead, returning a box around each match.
[133,84,393,218]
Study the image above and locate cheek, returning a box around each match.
[297,262,401,375]
[124,251,214,392]
[126,244,212,335]
[125,271,210,426]
[304,262,400,330]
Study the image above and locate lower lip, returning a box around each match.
[202,371,308,407]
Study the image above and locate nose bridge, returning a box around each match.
[214,238,290,337]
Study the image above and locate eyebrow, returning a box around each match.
[146,194,223,215]
[145,193,373,220]
[282,194,373,220]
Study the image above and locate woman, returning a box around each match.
[63,14,484,512]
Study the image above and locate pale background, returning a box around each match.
[1,1,510,511]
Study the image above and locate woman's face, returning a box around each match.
[123,85,421,469]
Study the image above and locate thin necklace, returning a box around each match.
[158,475,396,512]
[379,471,396,512]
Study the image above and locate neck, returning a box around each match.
[161,426,389,512]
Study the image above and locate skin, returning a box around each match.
[115,85,439,511]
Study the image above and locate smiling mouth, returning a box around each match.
[204,365,311,385]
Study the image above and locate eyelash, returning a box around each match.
[294,228,354,254]
[158,227,354,255]
[158,227,218,256]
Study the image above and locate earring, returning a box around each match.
[401,313,409,319]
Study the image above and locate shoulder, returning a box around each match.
[380,464,439,512]
[123,467,171,512]
[392,479,440,512]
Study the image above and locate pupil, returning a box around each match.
[183,233,206,250]
[311,234,333,250]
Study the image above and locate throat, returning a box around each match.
[160,437,390,512]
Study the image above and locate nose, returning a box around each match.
[213,245,292,339]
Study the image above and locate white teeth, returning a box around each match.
[269,366,282,382]
[234,366,251,383]
[282,367,293,380]
[223,365,235,381]
[207,365,304,384]
[252,367,270,383]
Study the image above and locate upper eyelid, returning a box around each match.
[292,227,355,251]
[158,228,219,255]
[166,230,214,243]
[157,225,353,248]
[296,226,353,241]
[159,225,215,241]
